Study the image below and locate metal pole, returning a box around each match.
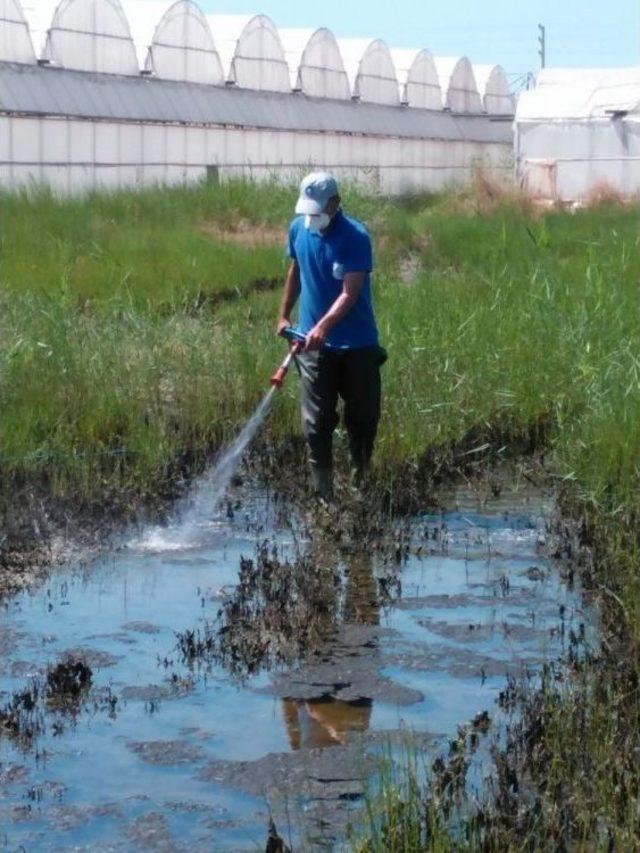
[538,23,546,69]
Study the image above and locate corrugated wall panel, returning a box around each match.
[69,119,94,161]
[0,114,12,161]
[273,130,294,166]
[185,126,206,165]
[94,122,120,162]
[141,124,166,164]
[11,115,40,161]
[44,118,69,162]
[120,122,143,163]
[165,124,186,164]
[204,126,224,165]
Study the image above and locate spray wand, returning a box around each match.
[269,327,307,389]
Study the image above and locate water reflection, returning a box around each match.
[282,553,378,750]
[283,696,372,749]
[343,553,380,626]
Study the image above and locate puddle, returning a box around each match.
[0,485,593,850]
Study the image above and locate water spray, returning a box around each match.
[135,328,308,549]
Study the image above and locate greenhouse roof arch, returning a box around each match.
[338,37,400,105]
[474,64,514,114]
[391,47,441,109]
[207,13,290,92]
[145,0,223,84]
[434,56,482,112]
[279,26,350,100]
[518,67,640,120]
[1,0,36,63]
[28,0,139,74]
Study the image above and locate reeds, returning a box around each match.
[3,180,640,524]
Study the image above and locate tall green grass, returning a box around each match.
[3,181,640,516]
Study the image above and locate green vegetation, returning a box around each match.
[4,181,639,513]
[3,179,640,846]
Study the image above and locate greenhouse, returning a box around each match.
[391,48,441,109]
[474,64,513,114]
[0,0,514,194]
[208,13,290,92]
[123,0,223,84]
[516,67,640,202]
[26,0,139,74]
[434,56,482,113]
[279,26,350,100]
[338,37,400,105]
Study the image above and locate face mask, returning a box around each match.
[304,213,331,234]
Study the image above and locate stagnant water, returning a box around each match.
[0,480,593,851]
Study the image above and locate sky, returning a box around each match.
[199,0,639,84]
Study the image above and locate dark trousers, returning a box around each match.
[296,346,385,472]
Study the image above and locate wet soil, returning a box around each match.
[0,474,593,850]
[0,412,551,601]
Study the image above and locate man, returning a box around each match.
[277,172,386,501]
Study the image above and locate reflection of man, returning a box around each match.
[282,697,372,750]
[277,172,386,502]
[281,554,378,750]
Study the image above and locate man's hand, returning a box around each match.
[303,273,366,352]
[304,320,329,351]
[276,317,291,337]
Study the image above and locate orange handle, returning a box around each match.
[270,365,287,388]
[269,341,302,389]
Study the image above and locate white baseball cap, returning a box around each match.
[295,172,340,215]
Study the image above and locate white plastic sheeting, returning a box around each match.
[434,57,481,112]
[27,0,139,75]
[474,64,513,114]
[279,27,350,100]
[338,38,399,105]
[151,2,222,84]
[516,67,640,201]
[0,113,512,195]
[0,62,513,195]
[123,0,223,83]
[207,13,289,92]
[391,48,441,109]
[0,0,35,63]
[518,67,640,119]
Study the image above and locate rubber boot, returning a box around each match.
[349,439,372,492]
[310,466,333,503]
[349,465,367,490]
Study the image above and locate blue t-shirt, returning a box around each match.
[288,210,379,349]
